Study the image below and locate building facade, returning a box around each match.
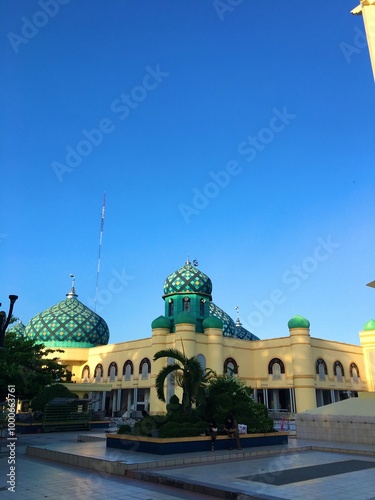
[16,260,375,416]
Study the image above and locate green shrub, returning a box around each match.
[169,395,180,404]
[166,408,201,425]
[203,375,274,433]
[133,415,161,437]
[30,384,78,412]
[117,424,131,434]
[159,421,207,438]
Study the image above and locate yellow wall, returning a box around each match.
[52,322,374,415]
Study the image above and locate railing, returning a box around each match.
[42,402,91,432]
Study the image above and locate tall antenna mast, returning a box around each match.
[94,192,106,312]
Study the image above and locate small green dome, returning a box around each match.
[363,319,375,331]
[151,315,171,329]
[203,315,223,329]
[288,315,310,329]
[175,311,196,325]
[163,260,212,298]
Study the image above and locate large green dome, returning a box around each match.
[163,260,212,298]
[209,302,259,341]
[25,288,109,348]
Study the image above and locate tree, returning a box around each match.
[204,374,253,421]
[0,332,69,402]
[204,374,274,433]
[31,383,78,412]
[153,348,209,414]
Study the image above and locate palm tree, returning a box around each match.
[153,348,209,414]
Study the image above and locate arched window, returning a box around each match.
[334,361,344,382]
[316,358,327,381]
[81,365,90,381]
[168,298,174,316]
[224,357,238,376]
[268,358,285,380]
[94,363,103,382]
[200,298,205,316]
[108,362,118,382]
[139,358,151,380]
[196,354,206,372]
[183,296,190,312]
[350,363,360,383]
[123,360,134,381]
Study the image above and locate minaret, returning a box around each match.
[360,278,375,391]
[351,1,375,79]
[288,315,316,412]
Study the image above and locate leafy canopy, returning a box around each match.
[204,374,274,433]
[31,383,77,412]
[153,348,210,413]
[0,332,69,401]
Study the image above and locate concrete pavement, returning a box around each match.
[1,430,375,499]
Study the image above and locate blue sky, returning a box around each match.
[1,0,374,347]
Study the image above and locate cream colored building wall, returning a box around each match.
[310,337,367,390]
[50,323,373,415]
[359,329,375,391]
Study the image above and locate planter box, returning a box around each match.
[15,420,110,434]
[15,423,43,434]
[106,431,288,455]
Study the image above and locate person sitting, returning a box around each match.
[224,412,241,450]
[206,419,218,451]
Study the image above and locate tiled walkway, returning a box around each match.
[1,431,374,499]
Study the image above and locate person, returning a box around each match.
[207,419,218,451]
[224,412,241,450]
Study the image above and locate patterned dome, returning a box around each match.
[209,302,259,341]
[7,320,26,338]
[25,288,109,348]
[163,260,212,298]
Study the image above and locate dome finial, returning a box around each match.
[186,256,191,265]
[235,305,242,327]
[66,273,78,298]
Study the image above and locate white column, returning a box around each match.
[126,391,132,417]
[117,389,121,412]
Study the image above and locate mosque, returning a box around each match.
[9,260,375,417]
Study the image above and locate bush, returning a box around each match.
[30,384,78,412]
[166,408,201,425]
[159,421,207,438]
[117,424,131,434]
[133,415,165,437]
[203,375,274,433]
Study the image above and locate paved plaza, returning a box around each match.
[0,431,374,499]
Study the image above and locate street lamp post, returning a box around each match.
[0,295,19,348]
